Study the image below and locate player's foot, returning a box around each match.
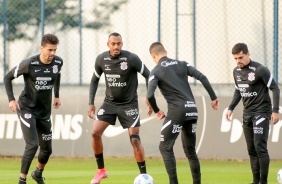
[90,168,108,184]
[31,170,45,184]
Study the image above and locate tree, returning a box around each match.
[0,0,128,41]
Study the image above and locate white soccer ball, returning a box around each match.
[278,168,282,184]
[134,174,155,184]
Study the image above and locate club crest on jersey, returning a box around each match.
[120,62,128,70]
[53,65,58,74]
[248,72,255,81]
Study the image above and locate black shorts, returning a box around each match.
[96,101,140,128]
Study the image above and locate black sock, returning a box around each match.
[137,161,146,174]
[35,167,44,178]
[95,153,104,169]
[18,177,26,184]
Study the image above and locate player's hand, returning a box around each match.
[271,112,280,125]
[9,100,20,112]
[211,98,219,110]
[145,99,153,116]
[156,111,165,120]
[88,105,96,119]
[225,110,233,122]
[53,98,61,109]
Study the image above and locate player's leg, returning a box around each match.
[243,121,260,184]
[128,127,146,173]
[159,118,181,184]
[17,110,38,184]
[118,102,147,174]
[252,115,270,184]
[91,102,116,184]
[30,118,52,184]
[181,119,201,184]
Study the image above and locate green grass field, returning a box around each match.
[0,157,281,184]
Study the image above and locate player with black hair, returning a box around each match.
[4,34,63,184]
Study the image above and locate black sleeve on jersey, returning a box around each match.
[4,60,29,102]
[131,53,150,88]
[146,73,160,113]
[186,64,217,100]
[53,72,61,98]
[228,88,241,111]
[89,54,103,105]
[258,66,280,113]
[228,69,241,111]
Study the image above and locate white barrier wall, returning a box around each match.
[0,87,281,159]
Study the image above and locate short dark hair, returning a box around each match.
[232,43,249,54]
[149,42,165,54]
[41,34,59,46]
[108,32,121,38]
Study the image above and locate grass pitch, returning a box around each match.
[0,157,281,184]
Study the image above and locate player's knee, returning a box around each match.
[91,129,102,140]
[27,142,39,153]
[130,134,141,145]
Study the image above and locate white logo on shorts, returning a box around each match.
[98,109,105,115]
[24,113,32,119]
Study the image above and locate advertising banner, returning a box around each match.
[0,95,281,159]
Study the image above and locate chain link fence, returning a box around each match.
[0,0,281,85]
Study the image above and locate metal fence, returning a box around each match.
[0,0,281,85]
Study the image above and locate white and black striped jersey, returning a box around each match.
[147,56,217,120]
[228,60,280,116]
[4,55,63,119]
[89,50,150,105]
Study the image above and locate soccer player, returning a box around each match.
[225,43,280,184]
[146,42,219,184]
[87,32,151,184]
[4,34,63,184]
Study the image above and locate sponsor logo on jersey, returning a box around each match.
[104,57,111,60]
[120,62,128,70]
[161,60,178,67]
[35,77,53,90]
[105,64,111,71]
[119,57,127,61]
[31,61,39,65]
[55,60,61,64]
[238,84,249,88]
[240,91,257,97]
[248,72,255,81]
[36,77,52,81]
[106,74,126,87]
[172,124,182,133]
[185,101,196,107]
[42,134,52,141]
[248,66,256,71]
[53,65,58,74]
[186,112,198,117]
[44,69,50,73]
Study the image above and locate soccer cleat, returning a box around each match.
[90,168,108,184]
[31,170,45,184]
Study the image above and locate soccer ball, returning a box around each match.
[134,174,155,184]
[278,168,282,184]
